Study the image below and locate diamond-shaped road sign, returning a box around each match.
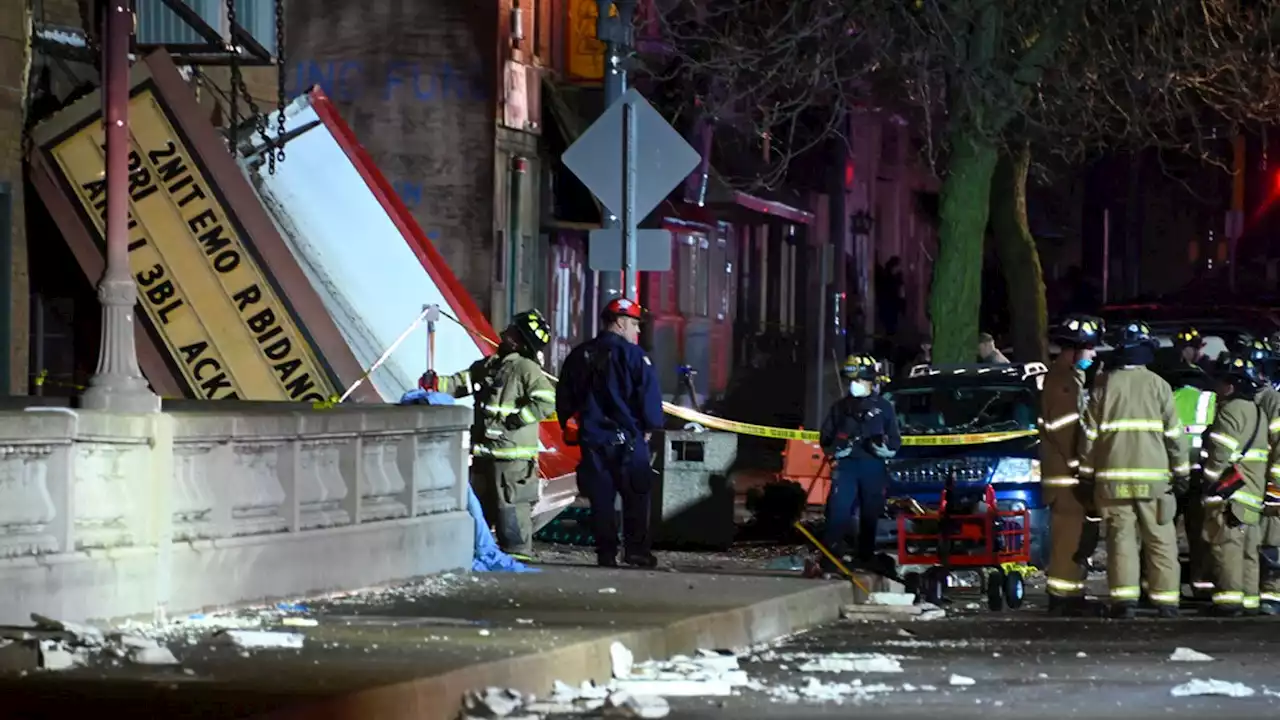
[561,88,702,223]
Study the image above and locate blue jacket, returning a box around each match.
[556,331,664,447]
[819,394,902,462]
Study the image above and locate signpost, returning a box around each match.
[562,88,701,299]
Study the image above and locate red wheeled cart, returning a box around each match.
[896,479,1032,611]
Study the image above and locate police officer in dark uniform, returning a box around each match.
[819,354,902,569]
[556,297,664,568]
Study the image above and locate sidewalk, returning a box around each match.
[0,558,853,720]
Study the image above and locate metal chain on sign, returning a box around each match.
[274,0,287,168]
[226,0,240,157]
[226,0,275,170]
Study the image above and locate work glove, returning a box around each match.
[871,441,897,459]
[504,412,527,431]
[1171,473,1190,498]
[419,370,438,391]
[833,444,854,460]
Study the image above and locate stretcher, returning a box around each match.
[895,476,1032,611]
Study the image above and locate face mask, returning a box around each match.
[1075,357,1094,371]
[849,382,871,398]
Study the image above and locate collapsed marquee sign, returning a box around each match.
[28,52,377,403]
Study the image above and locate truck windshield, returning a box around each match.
[886,384,1036,435]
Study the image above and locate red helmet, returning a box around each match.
[602,297,644,320]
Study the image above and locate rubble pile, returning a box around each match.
[0,614,183,673]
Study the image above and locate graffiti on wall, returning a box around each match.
[288,60,488,103]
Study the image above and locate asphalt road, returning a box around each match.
[554,591,1280,719]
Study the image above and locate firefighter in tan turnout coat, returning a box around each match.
[422,309,556,561]
[1079,321,1188,619]
[1233,339,1280,614]
[1041,314,1104,616]
[1202,355,1270,616]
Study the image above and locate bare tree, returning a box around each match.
[653,0,1280,363]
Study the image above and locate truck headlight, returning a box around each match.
[990,458,1039,484]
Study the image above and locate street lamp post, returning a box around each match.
[80,1,161,413]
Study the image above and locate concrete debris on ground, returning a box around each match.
[766,676,897,704]
[949,674,976,686]
[841,602,945,621]
[1169,647,1215,662]
[459,683,673,719]
[0,614,198,673]
[215,630,305,650]
[793,653,904,674]
[1170,679,1255,698]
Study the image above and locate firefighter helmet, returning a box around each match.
[1267,331,1280,356]
[1113,320,1159,349]
[1174,326,1205,348]
[1050,314,1105,348]
[1217,354,1265,392]
[509,308,552,351]
[842,354,881,381]
[601,297,644,321]
[1236,337,1274,364]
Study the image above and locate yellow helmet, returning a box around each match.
[842,354,880,381]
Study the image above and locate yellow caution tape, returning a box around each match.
[664,402,1037,446]
[433,308,1039,448]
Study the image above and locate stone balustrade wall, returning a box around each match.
[0,404,474,624]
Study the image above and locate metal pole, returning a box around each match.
[81,1,160,413]
[622,99,638,300]
[595,0,637,312]
[1101,208,1110,305]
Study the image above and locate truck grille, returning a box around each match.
[889,457,993,485]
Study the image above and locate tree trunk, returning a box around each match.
[929,131,999,364]
[990,142,1049,363]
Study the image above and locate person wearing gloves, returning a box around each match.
[420,309,556,562]
[1201,355,1270,616]
[819,354,902,571]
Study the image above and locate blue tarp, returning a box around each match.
[399,388,538,573]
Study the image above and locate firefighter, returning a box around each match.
[555,297,664,568]
[1201,355,1269,616]
[421,309,556,561]
[818,354,902,570]
[1175,327,1214,374]
[1172,362,1218,600]
[1241,339,1280,615]
[1042,314,1104,615]
[1079,321,1188,619]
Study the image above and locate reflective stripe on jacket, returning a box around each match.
[1039,362,1086,499]
[1172,386,1216,465]
[1258,388,1280,499]
[440,350,556,460]
[1203,395,1268,524]
[1079,366,1187,500]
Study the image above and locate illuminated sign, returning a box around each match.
[566,0,610,82]
[45,87,336,402]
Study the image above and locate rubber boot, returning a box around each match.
[1260,600,1280,616]
[496,507,534,561]
[1109,602,1137,619]
[1207,604,1244,618]
[1156,605,1179,619]
[1048,596,1088,617]
[623,552,659,569]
